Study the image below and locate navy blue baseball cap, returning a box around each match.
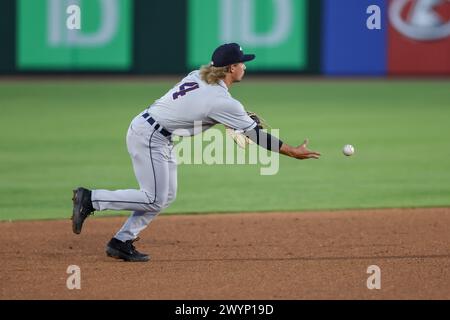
[211,43,255,67]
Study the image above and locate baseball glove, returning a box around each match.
[225,111,270,149]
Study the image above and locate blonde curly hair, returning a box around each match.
[199,63,230,84]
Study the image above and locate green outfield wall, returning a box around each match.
[0,0,321,74]
[0,0,447,75]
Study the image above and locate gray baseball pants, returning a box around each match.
[91,115,177,242]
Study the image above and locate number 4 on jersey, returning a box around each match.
[173,82,199,100]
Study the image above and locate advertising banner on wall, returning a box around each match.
[17,0,132,70]
[188,0,308,71]
[388,0,450,75]
[322,0,449,75]
[321,0,387,75]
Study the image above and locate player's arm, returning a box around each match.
[208,98,320,160]
[279,139,321,160]
[244,127,321,160]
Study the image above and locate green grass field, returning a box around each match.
[1,79,449,221]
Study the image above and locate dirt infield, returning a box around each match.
[1,208,449,300]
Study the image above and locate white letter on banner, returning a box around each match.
[48,0,63,45]
[366,5,381,30]
[66,5,81,30]
[220,0,292,46]
[67,0,119,46]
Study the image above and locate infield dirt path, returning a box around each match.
[1,208,449,300]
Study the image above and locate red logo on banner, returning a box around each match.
[388,0,450,74]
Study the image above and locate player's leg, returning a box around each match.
[91,128,170,212]
[113,143,177,242]
[72,125,170,236]
[104,129,171,262]
[164,144,178,209]
[110,154,169,242]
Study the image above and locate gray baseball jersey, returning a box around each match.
[147,70,257,135]
[91,70,255,242]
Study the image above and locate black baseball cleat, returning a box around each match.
[106,237,150,262]
[71,187,95,234]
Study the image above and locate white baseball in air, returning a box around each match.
[343,144,355,156]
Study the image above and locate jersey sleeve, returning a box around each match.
[208,97,257,132]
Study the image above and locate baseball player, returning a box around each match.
[71,43,321,262]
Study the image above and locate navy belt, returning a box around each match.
[141,113,171,137]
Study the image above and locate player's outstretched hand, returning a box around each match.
[280,139,321,160]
